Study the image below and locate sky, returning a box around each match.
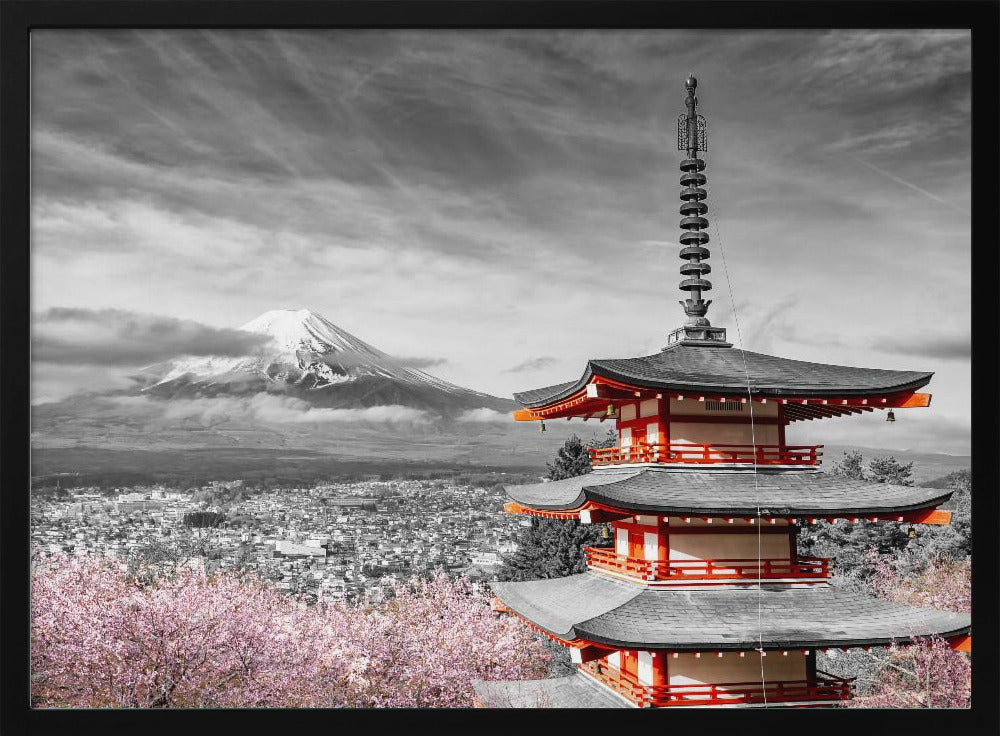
[30,30,972,454]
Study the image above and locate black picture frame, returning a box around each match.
[2,3,997,734]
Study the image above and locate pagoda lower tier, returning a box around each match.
[475,574,970,709]
[491,574,970,650]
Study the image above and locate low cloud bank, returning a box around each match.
[110,393,433,427]
[455,408,511,423]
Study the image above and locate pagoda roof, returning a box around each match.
[513,344,932,408]
[472,673,632,708]
[491,573,970,650]
[504,468,952,517]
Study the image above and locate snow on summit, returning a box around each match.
[240,309,386,358]
[144,308,486,401]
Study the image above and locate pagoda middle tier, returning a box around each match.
[502,468,954,521]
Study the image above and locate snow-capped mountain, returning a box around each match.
[141,309,513,416]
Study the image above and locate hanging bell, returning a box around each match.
[538,420,546,433]
[601,525,610,539]
[907,526,917,539]
[605,403,617,419]
[886,410,896,423]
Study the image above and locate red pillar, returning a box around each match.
[652,652,668,686]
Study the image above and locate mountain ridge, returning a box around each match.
[139,308,513,415]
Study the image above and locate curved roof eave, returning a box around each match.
[492,574,971,651]
[512,349,934,409]
[503,469,954,516]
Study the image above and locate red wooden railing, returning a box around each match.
[583,547,832,582]
[589,443,822,467]
[581,660,852,707]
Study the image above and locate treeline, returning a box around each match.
[799,451,971,577]
[32,465,544,492]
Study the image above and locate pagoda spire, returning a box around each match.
[666,75,729,348]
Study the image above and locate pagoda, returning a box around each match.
[473,76,971,709]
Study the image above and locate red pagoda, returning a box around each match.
[473,76,971,709]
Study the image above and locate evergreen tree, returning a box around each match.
[498,434,613,583]
[831,449,865,480]
[895,471,971,574]
[589,428,618,450]
[798,451,914,575]
[546,434,593,480]
[866,456,914,486]
[497,517,608,582]
[182,511,225,528]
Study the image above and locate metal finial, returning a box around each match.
[666,75,728,348]
[678,76,711,325]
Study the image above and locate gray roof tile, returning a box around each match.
[491,574,641,639]
[514,344,932,407]
[472,673,632,708]
[492,573,970,649]
[505,468,952,516]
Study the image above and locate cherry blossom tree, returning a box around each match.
[325,572,550,707]
[31,553,549,708]
[31,553,336,707]
[846,635,970,709]
[844,552,971,709]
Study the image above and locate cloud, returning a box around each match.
[456,408,511,423]
[33,308,271,366]
[395,356,449,370]
[317,349,447,371]
[28,30,970,428]
[871,334,970,362]
[109,393,433,427]
[793,410,970,456]
[504,356,558,373]
[841,153,969,214]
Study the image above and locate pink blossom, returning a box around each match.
[845,551,971,709]
[32,554,549,708]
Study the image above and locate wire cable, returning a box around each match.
[712,199,768,707]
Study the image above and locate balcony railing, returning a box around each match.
[584,547,831,582]
[580,660,852,707]
[588,443,822,467]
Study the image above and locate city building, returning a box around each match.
[473,76,971,709]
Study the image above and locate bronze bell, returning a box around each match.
[605,403,616,419]
[538,420,546,433]
[601,525,610,540]
[907,526,917,539]
[886,410,896,423]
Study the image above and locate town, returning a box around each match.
[30,478,528,602]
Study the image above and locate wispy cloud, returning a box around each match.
[504,356,558,373]
[397,356,449,370]
[29,30,971,453]
[843,153,969,214]
[33,308,271,366]
[315,349,447,371]
[871,334,971,362]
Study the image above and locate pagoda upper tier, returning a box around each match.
[513,342,932,423]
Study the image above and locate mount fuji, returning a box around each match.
[139,309,514,416]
